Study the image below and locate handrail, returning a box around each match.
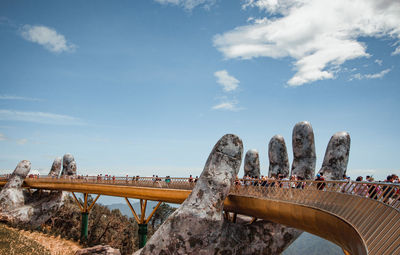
[1,175,398,211]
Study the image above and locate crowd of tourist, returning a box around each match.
[231,172,400,203]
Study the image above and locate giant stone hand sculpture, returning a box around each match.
[0,154,77,227]
[137,121,350,255]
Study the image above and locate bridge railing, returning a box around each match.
[230,179,400,211]
[0,174,399,210]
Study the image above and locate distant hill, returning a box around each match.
[106,201,177,218]
[283,232,342,255]
[106,201,161,218]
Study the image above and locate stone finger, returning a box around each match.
[61,153,77,176]
[244,149,260,178]
[268,135,289,178]
[318,132,350,180]
[291,121,316,180]
[48,157,62,177]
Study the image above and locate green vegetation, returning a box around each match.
[0,224,50,255]
[41,196,176,255]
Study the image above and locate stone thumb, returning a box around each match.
[183,134,243,215]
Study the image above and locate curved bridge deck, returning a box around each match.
[1,176,399,255]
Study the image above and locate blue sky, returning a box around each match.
[0,0,399,181]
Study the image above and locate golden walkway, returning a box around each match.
[0,176,399,255]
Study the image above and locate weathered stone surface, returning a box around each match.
[138,134,243,254]
[0,160,31,211]
[244,149,260,178]
[75,245,121,255]
[8,190,67,226]
[136,123,352,255]
[137,134,301,255]
[217,219,302,254]
[268,135,290,178]
[0,158,67,227]
[49,157,62,177]
[62,153,76,176]
[318,132,351,180]
[291,121,316,179]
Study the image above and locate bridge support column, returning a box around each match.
[138,224,148,248]
[125,198,162,249]
[71,192,101,242]
[81,212,89,241]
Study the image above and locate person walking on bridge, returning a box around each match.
[315,173,325,190]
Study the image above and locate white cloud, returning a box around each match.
[351,68,391,80]
[392,46,400,56]
[0,95,41,101]
[0,133,6,141]
[214,0,400,86]
[214,70,239,92]
[0,109,85,125]
[16,138,28,145]
[154,0,216,10]
[374,59,383,66]
[20,25,76,53]
[212,101,240,111]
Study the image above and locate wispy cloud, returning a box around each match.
[392,47,400,55]
[20,25,76,53]
[374,59,383,66]
[0,95,41,101]
[16,138,28,145]
[212,96,243,111]
[154,0,216,11]
[351,68,392,80]
[214,0,400,86]
[0,133,6,141]
[212,70,243,111]
[0,16,16,27]
[214,70,239,92]
[212,101,241,111]
[0,109,85,125]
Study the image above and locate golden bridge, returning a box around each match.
[0,176,399,255]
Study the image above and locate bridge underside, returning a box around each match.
[224,195,366,255]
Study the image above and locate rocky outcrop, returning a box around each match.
[75,245,121,255]
[244,149,260,178]
[318,132,351,180]
[0,160,31,212]
[61,153,77,176]
[291,121,316,179]
[268,135,289,177]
